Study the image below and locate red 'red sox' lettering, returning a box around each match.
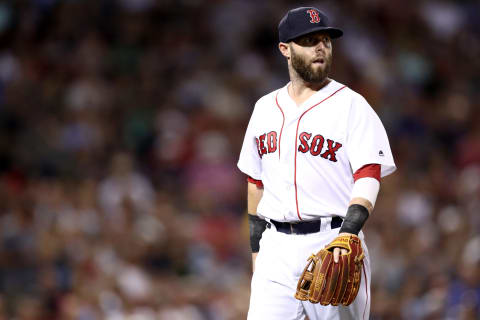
[310,135,325,156]
[298,132,312,153]
[297,132,342,162]
[321,139,342,162]
[256,131,278,158]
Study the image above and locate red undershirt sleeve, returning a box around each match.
[247,175,264,189]
[353,164,381,183]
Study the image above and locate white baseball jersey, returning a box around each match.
[238,79,396,222]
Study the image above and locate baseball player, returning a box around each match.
[238,7,396,320]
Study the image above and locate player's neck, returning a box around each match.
[288,78,331,107]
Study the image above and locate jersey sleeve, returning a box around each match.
[237,104,262,180]
[346,94,396,178]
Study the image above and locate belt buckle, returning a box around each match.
[290,221,299,234]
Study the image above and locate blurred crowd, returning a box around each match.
[0,0,479,319]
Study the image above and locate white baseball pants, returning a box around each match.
[247,218,371,320]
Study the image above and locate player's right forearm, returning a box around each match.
[248,181,264,272]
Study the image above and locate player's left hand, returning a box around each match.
[295,233,365,305]
[332,232,355,263]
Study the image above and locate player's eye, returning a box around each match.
[322,37,331,47]
[296,36,317,46]
[295,35,331,47]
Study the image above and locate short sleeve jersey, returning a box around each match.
[237,80,396,222]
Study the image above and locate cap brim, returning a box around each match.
[285,27,343,42]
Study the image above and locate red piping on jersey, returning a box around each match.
[293,86,346,220]
[362,261,368,320]
[275,92,285,160]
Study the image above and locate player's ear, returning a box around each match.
[278,42,290,60]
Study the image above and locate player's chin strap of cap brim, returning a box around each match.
[249,214,267,253]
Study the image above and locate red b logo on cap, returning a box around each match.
[307,9,321,23]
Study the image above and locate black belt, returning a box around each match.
[267,216,343,235]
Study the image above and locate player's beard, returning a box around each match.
[291,47,331,84]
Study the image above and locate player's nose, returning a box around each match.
[315,43,326,55]
[314,40,327,52]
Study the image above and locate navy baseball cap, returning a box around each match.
[278,7,343,43]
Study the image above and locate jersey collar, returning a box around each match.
[280,79,345,112]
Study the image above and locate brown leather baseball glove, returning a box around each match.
[295,234,365,306]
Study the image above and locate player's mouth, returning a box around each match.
[312,58,325,65]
